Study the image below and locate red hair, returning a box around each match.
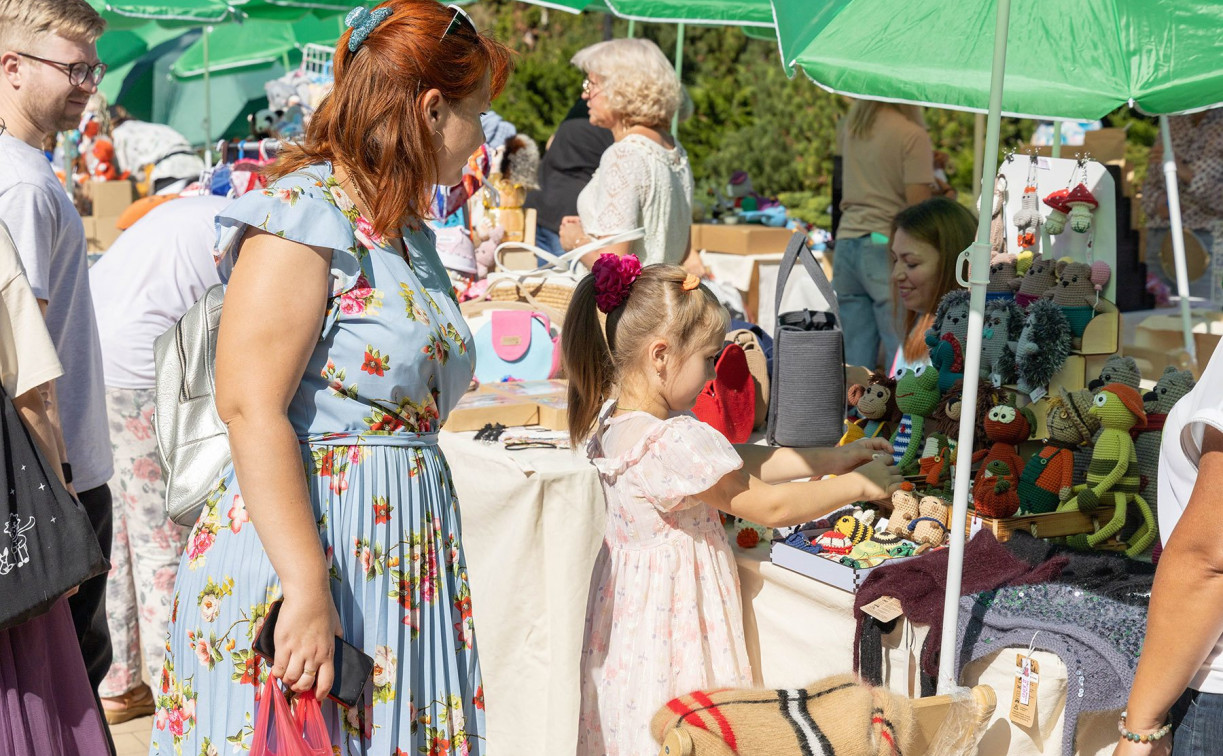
[269,0,512,237]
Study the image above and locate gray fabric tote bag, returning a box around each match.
[766,232,846,447]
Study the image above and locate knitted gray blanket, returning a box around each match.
[954,583,1148,756]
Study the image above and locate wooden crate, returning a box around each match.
[969,509,1126,550]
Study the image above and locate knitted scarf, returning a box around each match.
[1131,412,1167,441]
[1002,531,1155,606]
[955,583,1148,756]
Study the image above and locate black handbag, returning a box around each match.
[0,384,108,631]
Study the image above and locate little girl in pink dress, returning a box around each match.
[563,256,903,756]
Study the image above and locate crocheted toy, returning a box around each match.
[1043,260,1104,343]
[814,530,854,556]
[1060,384,1157,558]
[1014,255,1058,309]
[981,298,1024,386]
[990,175,1008,256]
[973,460,1020,518]
[834,510,876,545]
[886,482,920,536]
[1015,249,1035,276]
[889,365,942,475]
[987,253,1021,301]
[1135,367,1195,511]
[1013,182,1043,251]
[651,673,915,756]
[1087,355,1141,393]
[1015,299,1072,399]
[840,374,900,446]
[1065,182,1099,234]
[918,432,954,487]
[927,380,1005,452]
[910,493,951,547]
[1043,188,1072,235]
[1017,387,1099,514]
[473,224,504,279]
[972,404,1034,486]
[925,289,970,394]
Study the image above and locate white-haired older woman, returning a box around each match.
[558,38,693,267]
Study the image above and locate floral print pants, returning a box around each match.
[98,387,190,698]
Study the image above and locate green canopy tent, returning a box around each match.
[770,0,1223,692]
[88,0,234,28]
[170,14,344,77]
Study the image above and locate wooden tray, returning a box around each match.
[969,509,1126,551]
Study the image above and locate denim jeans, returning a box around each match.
[1171,687,1223,756]
[1146,228,1219,304]
[535,225,565,263]
[832,234,899,369]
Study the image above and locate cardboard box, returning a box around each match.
[89,179,135,218]
[485,379,567,398]
[446,391,538,432]
[532,395,568,431]
[692,223,796,256]
[1031,128,1126,165]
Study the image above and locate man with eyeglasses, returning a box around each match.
[0,0,116,734]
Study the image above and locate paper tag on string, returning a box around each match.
[1010,654,1040,727]
[1029,386,1047,403]
[860,595,904,623]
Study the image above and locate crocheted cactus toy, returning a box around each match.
[1043,260,1104,344]
[973,460,1021,518]
[1016,299,1072,399]
[987,253,1021,301]
[1135,367,1195,511]
[1060,384,1157,558]
[925,290,971,394]
[889,365,942,475]
[972,404,1034,487]
[1018,388,1099,514]
[981,299,1024,386]
[1014,254,1058,309]
[840,373,900,446]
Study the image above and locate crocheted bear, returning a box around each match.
[1135,367,1195,511]
[1016,299,1072,399]
[981,299,1024,386]
[1060,384,1157,558]
[1075,355,1144,486]
[972,404,1034,487]
[987,253,1021,301]
[1014,255,1058,309]
[1018,387,1100,514]
[889,365,942,475]
[973,460,1020,518]
[886,482,921,536]
[840,373,900,446]
[911,493,951,547]
[925,290,971,394]
[1043,260,1100,343]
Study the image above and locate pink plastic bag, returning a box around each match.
[250,676,331,756]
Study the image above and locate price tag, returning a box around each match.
[1028,386,1047,403]
[1010,654,1040,727]
[860,595,904,623]
[1037,157,1053,171]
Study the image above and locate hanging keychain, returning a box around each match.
[1013,154,1042,253]
[1065,155,1098,234]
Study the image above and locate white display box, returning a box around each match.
[769,529,921,593]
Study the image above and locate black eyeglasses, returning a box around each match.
[440,3,477,41]
[17,53,106,88]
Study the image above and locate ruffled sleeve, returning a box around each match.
[213,167,363,298]
[595,414,743,512]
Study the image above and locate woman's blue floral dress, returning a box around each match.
[149,163,484,756]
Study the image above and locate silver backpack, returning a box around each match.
[152,283,229,526]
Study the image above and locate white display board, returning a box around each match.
[996,155,1117,303]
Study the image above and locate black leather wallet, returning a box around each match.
[251,599,375,708]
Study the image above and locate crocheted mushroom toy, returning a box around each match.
[1015,299,1072,399]
[1014,254,1058,309]
[1018,388,1100,514]
[1135,367,1196,511]
[925,290,971,394]
[889,365,942,475]
[973,460,1021,519]
[1065,182,1099,233]
[1043,187,1072,235]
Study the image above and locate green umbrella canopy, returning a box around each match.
[88,0,234,28]
[97,25,188,100]
[771,0,1223,119]
[227,0,356,21]
[605,0,772,26]
[170,15,343,77]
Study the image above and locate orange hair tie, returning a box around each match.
[681,273,701,291]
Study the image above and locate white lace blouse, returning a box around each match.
[576,134,694,266]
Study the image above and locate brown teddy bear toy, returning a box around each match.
[1042,260,1112,346]
[1014,254,1057,309]
[987,253,1020,302]
[886,482,921,537]
[911,493,951,547]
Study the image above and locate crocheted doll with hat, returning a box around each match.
[1060,384,1157,558]
[973,460,1021,518]
[1016,299,1072,399]
[1018,388,1100,514]
[1135,367,1195,511]
[1014,254,1058,309]
[972,404,1034,486]
[1013,181,1043,252]
[889,365,941,475]
[925,290,971,394]
[981,298,1024,386]
[840,373,900,446]
[1076,355,1143,486]
[987,253,1021,301]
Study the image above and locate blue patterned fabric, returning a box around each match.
[150,163,484,756]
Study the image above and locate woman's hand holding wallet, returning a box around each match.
[269,588,344,700]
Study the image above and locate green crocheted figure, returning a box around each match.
[889,365,941,476]
[1059,383,1156,558]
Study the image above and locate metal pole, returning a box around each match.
[936,0,1012,693]
[1051,119,1063,159]
[671,22,685,136]
[202,25,212,145]
[972,113,985,205]
[627,19,636,37]
[1160,115,1198,364]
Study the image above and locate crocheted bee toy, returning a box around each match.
[834,510,876,545]
[1014,255,1058,309]
[972,404,1034,486]
[1018,388,1100,514]
[973,460,1021,518]
[889,365,942,475]
[1060,384,1157,558]
[987,253,1020,302]
[1016,299,1072,399]
[981,299,1024,386]
[925,290,971,394]
[840,374,901,446]
[886,482,921,536]
[1135,367,1195,511]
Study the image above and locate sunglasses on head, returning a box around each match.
[441,3,477,40]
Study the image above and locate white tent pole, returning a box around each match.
[671,22,685,136]
[936,0,1011,693]
[972,113,985,205]
[202,25,213,146]
[1159,115,1198,365]
[1051,119,1062,158]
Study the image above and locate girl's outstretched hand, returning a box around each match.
[837,437,894,474]
[848,456,904,502]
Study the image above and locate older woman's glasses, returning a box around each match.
[581,78,601,97]
[17,53,106,88]
[441,4,477,40]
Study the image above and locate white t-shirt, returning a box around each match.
[90,196,227,389]
[0,133,113,491]
[1158,344,1223,693]
[112,120,205,185]
[0,220,63,398]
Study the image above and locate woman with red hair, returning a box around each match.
[148,3,511,754]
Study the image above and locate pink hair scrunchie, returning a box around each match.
[592,253,642,314]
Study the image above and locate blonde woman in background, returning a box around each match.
[559,38,693,267]
[835,99,934,369]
